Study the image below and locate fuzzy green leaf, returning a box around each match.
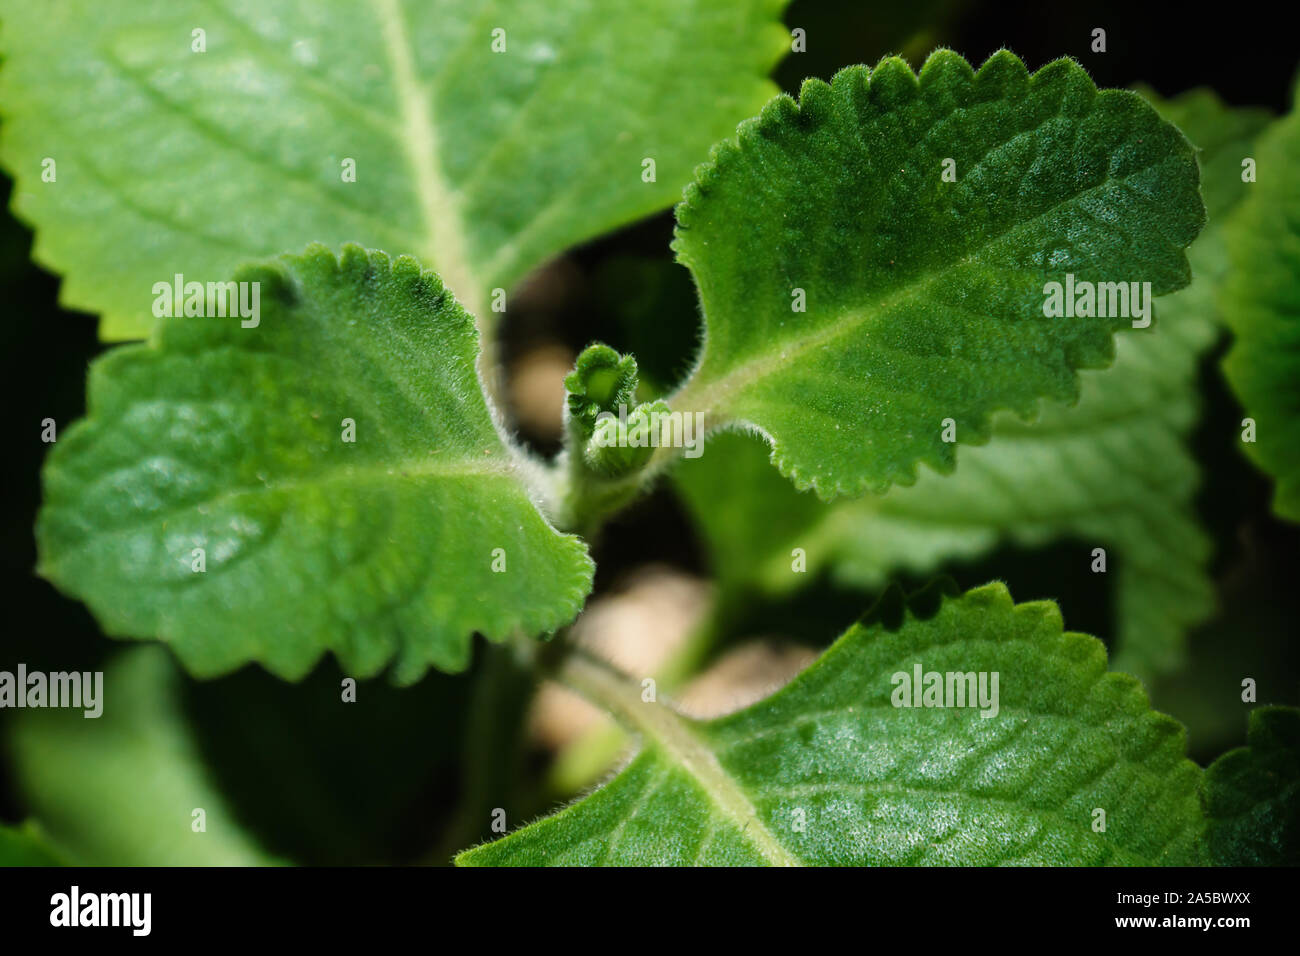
[6,648,280,865]
[0,0,789,338]
[1203,706,1300,866]
[1220,79,1300,522]
[666,50,1203,497]
[674,89,1270,677]
[458,582,1204,866]
[36,245,593,681]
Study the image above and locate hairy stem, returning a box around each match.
[552,449,651,538]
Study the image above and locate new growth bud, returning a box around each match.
[563,343,639,439]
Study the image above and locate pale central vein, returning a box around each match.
[560,652,802,867]
[71,453,519,549]
[372,0,483,318]
[666,156,1167,433]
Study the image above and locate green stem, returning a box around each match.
[553,448,651,538]
[551,343,686,536]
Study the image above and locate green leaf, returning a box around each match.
[457,582,1204,866]
[666,50,1204,497]
[0,0,790,339]
[1203,706,1300,866]
[1220,79,1300,522]
[6,647,280,865]
[37,245,593,681]
[673,89,1272,677]
[0,821,65,866]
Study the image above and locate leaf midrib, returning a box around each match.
[668,148,1171,431]
[561,652,802,867]
[48,453,516,551]
[708,642,1200,866]
[371,0,482,318]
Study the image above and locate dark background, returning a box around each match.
[2,0,1297,864]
